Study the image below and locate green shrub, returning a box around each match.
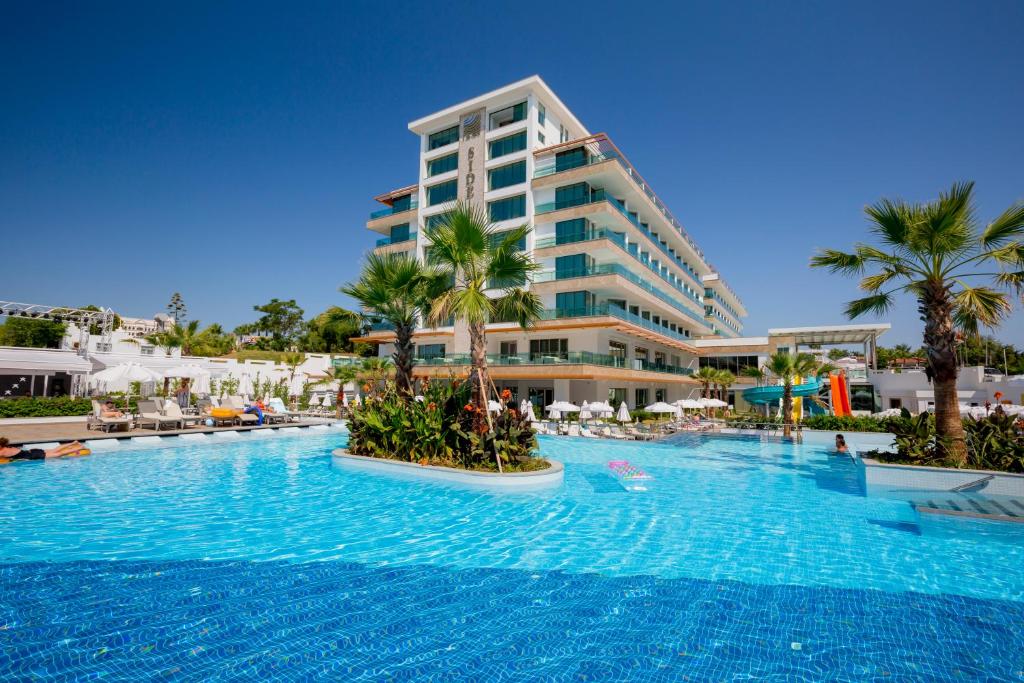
[347,379,541,472]
[0,396,93,418]
[866,410,1024,473]
[802,414,891,432]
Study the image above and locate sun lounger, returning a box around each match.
[225,396,259,425]
[136,400,180,431]
[88,400,133,432]
[267,398,300,422]
[162,401,202,429]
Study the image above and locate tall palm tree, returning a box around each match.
[765,352,826,439]
[424,202,542,425]
[693,366,718,399]
[714,370,736,403]
[341,253,441,396]
[742,366,765,386]
[811,182,1023,464]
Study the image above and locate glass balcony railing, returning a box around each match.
[532,263,708,328]
[534,191,704,290]
[531,303,694,344]
[369,198,419,220]
[704,289,743,321]
[534,229,703,307]
[413,351,693,377]
[375,232,417,248]
[533,142,709,265]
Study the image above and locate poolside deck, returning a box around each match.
[0,418,340,445]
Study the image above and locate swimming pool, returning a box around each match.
[2,431,1023,680]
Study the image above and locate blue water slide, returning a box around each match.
[741,379,822,405]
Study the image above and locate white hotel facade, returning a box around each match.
[358,76,747,409]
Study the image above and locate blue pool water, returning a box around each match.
[2,431,1023,680]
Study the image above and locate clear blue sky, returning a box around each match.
[2,1,1022,346]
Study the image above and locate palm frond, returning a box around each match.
[491,289,544,328]
[952,284,1012,332]
[994,270,1024,295]
[844,293,894,319]
[912,181,974,258]
[865,197,914,247]
[809,249,865,274]
[981,202,1024,248]
[859,268,905,293]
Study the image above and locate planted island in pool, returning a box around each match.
[344,378,550,474]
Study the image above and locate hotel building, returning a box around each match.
[357,76,747,409]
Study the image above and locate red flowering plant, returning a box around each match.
[346,372,540,472]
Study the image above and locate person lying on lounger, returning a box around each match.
[101,401,125,418]
[0,438,91,463]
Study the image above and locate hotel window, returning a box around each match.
[538,102,546,125]
[426,179,457,206]
[655,389,666,402]
[488,160,526,190]
[417,344,446,360]
[428,125,459,150]
[530,338,568,360]
[555,218,588,244]
[426,152,458,177]
[555,182,590,210]
[555,147,588,172]
[555,253,590,279]
[607,299,626,311]
[488,229,527,252]
[609,341,627,361]
[671,355,680,366]
[499,341,518,357]
[489,131,527,159]
[424,214,447,230]
[635,388,648,407]
[654,351,666,368]
[538,132,545,144]
[389,223,410,243]
[635,347,649,362]
[489,101,526,129]
[555,290,593,317]
[391,194,412,212]
[488,194,526,222]
[560,125,570,143]
[629,305,640,316]
[608,387,626,407]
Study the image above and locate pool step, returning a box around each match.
[914,497,1024,524]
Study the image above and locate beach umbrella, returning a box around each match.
[191,372,211,396]
[524,402,537,423]
[579,401,593,421]
[675,398,703,410]
[645,401,679,413]
[352,393,361,407]
[589,401,614,417]
[91,363,163,410]
[342,393,349,408]
[237,373,255,400]
[700,398,727,408]
[163,364,209,380]
[288,374,305,397]
[488,400,503,413]
[616,402,631,423]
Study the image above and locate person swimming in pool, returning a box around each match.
[834,434,849,454]
[0,437,90,463]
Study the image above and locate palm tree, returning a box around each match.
[424,202,542,426]
[166,320,202,357]
[764,352,825,439]
[341,253,441,396]
[714,370,736,403]
[742,366,765,386]
[811,182,1023,464]
[693,366,718,399]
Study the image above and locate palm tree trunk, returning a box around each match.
[392,324,416,397]
[920,285,967,465]
[468,321,490,429]
[782,383,793,438]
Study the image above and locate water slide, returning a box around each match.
[741,379,822,405]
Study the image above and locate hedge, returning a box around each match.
[0,396,94,418]
[801,414,890,433]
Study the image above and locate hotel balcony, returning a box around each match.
[534,190,705,292]
[373,232,417,255]
[413,350,697,384]
[366,186,419,234]
[534,229,704,313]
[530,263,712,336]
[533,134,708,273]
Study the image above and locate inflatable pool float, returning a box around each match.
[607,460,652,491]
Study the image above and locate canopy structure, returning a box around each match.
[768,323,890,369]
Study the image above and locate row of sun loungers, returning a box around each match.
[532,418,717,440]
[87,396,299,432]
